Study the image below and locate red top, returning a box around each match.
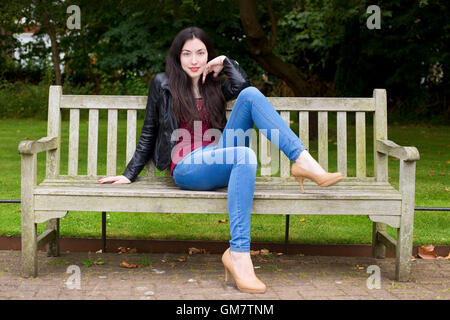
[170,98,217,175]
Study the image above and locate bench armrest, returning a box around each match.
[18,137,58,155]
[376,139,420,162]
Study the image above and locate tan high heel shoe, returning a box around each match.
[221,248,266,294]
[291,162,343,193]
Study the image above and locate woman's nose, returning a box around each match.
[191,55,198,65]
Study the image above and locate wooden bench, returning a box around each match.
[18,86,419,280]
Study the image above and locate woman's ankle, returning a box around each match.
[295,150,326,174]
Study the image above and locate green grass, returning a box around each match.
[0,117,449,245]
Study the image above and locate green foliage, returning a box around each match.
[0,0,448,123]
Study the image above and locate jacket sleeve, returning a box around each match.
[121,75,161,182]
[220,57,251,101]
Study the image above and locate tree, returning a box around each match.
[239,0,313,96]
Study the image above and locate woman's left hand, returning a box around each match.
[202,55,226,84]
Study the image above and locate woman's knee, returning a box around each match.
[237,86,263,101]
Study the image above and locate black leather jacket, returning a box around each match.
[122,57,250,182]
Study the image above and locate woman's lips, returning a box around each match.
[189,67,200,72]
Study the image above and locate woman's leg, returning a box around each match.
[173,145,257,253]
[217,86,307,163]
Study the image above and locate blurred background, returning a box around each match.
[0,0,448,123]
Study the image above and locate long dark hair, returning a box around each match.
[166,27,227,131]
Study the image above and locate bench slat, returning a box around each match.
[107,109,118,176]
[259,130,271,176]
[87,109,98,176]
[337,112,347,176]
[280,111,290,178]
[62,95,375,111]
[356,112,366,177]
[318,111,328,171]
[228,97,375,111]
[299,111,309,150]
[68,109,79,175]
[126,110,137,167]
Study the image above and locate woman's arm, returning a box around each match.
[220,57,251,101]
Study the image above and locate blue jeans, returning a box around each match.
[172,87,306,252]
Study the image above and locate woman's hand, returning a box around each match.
[97,175,131,184]
[202,55,226,84]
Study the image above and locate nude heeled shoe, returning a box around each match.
[291,162,343,193]
[221,248,266,294]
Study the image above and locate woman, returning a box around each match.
[98,27,342,294]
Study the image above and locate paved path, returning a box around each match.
[0,250,448,300]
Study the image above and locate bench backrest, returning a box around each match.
[46,86,388,182]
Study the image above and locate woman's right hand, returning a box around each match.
[97,175,131,184]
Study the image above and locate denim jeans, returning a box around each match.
[172,86,306,252]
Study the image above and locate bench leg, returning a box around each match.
[395,221,413,281]
[21,213,38,278]
[46,218,60,257]
[20,153,38,278]
[395,160,416,281]
[372,222,386,259]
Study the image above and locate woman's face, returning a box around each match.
[180,37,208,82]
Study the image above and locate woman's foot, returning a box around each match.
[292,150,343,193]
[222,248,266,294]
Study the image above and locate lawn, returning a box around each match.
[0,117,448,245]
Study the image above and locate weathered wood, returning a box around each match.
[45,218,60,257]
[46,86,62,178]
[356,112,366,177]
[126,110,137,165]
[61,94,147,110]
[107,109,118,176]
[299,111,309,150]
[376,140,420,161]
[36,229,56,250]
[396,160,416,281]
[318,111,328,171]
[368,215,400,228]
[280,111,290,178]
[68,109,80,175]
[372,221,387,259]
[337,112,347,176]
[87,109,99,176]
[374,89,388,181]
[376,230,397,255]
[20,153,38,277]
[34,210,68,224]
[259,130,271,176]
[18,137,58,155]
[228,97,375,111]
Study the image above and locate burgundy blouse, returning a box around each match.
[170,98,217,175]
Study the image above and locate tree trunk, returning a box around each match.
[239,0,313,97]
[40,8,62,85]
[239,0,317,139]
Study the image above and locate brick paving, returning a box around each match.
[0,250,448,300]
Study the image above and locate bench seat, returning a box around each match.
[34,176,401,217]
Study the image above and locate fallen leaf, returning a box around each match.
[418,245,438,259]
[250,250,260,255]
[299,218,306,222]
[260,248,270,255]
[120,261,140,268]
[218,219,228,223]
[177,257,186,262]
[445,187,449,191]
[188,247,201,255]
